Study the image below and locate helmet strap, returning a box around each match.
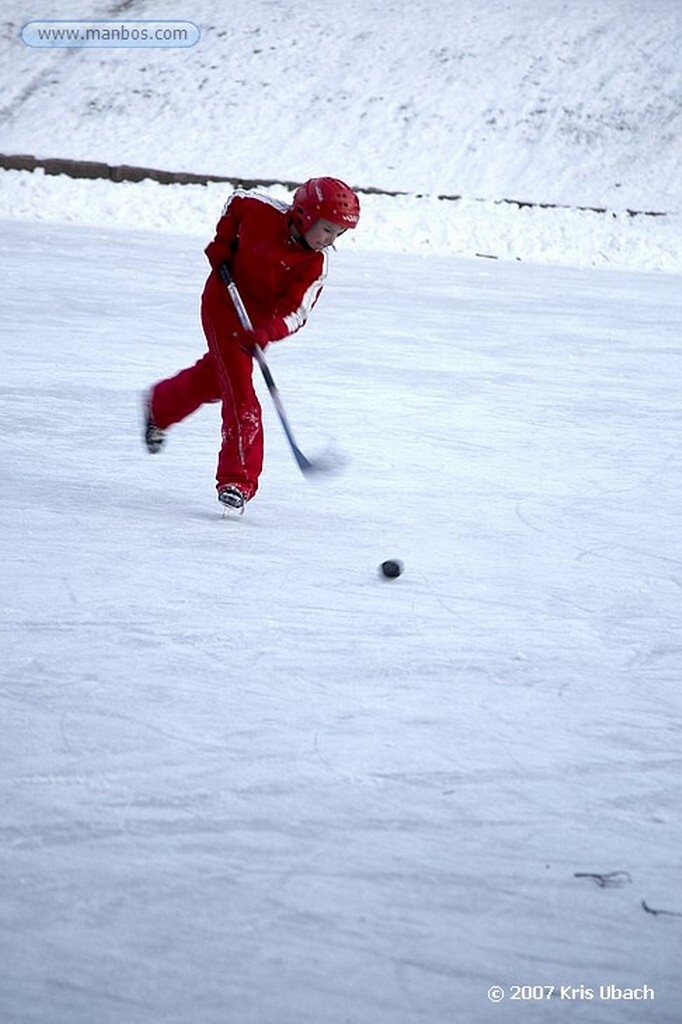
[289,218,313,250]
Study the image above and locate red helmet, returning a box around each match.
[291,177,360,234]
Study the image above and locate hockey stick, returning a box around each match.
[219,262,340,476]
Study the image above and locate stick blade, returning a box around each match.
[296,445,348,477]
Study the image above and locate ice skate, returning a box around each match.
[218,485,247,516]
[143,393,165,454]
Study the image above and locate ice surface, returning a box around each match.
[1,219,681,1022]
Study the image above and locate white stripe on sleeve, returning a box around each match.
[283,252,328,334]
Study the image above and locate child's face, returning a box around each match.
[304,218,347,250]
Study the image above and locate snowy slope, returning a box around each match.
[1,0,681,211]
[1,0,680,270]
[1,218,682,1024]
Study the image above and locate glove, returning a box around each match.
[242,327,270,355]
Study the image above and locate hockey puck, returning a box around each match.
[380,559,403,579]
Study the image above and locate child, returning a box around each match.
[144,177,361,513]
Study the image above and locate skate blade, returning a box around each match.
[221,503,245,518]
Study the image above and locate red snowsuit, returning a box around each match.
[150,191,327,499]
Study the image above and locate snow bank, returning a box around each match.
[1,167,679,272]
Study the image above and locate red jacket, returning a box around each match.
[204,191,327,343]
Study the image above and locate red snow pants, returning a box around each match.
[150,274,264,499]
